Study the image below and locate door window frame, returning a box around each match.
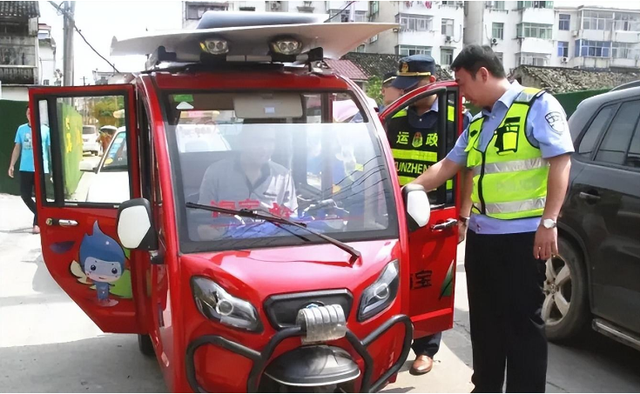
[576,98,640,173]
[380,84,461,208]
[30,88,137,208]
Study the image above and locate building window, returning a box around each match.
[517,52,549,66]
[370,1,379,17]
[397,14,433,32]
[331,10,366,22]
[185,2,228,20]
[490,1,506,11]
[614,13,640,31]
[559,14,570,30]
[397,45,432,56]
[441,48,454,65]
[582,10,613,31]
[370,34,378,44]
[441,18,454,36]
[492,23,504,39]
[441,1,456,6]
[517,23,553,39]
[239,6,255,11]
[613,42,640,59]
[557,41,569,57]
[517,1,553,9]
[576,39,611,58]
[495,52,504,63]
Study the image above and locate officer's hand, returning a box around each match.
[457,220,467,244]
[534,226,558,261]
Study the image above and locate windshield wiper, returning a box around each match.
[185,202,361,263]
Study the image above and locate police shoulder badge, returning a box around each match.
[545,111,566,134]
[400,62,409,73]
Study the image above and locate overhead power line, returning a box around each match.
[48,1,121,74]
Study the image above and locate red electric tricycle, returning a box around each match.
[28,12,462,393]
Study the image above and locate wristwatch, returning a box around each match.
[541,218,557,229]
[459,215,470,226]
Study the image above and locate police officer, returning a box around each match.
[386,55,467,188]
[411,45,573,392]
[385,54,470,376]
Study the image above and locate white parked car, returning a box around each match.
[82,125,101,156]
[86,127,130,203]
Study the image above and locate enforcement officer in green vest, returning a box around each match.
[386,55,467,190]
[411,45,573,392]
[386,54,470,376]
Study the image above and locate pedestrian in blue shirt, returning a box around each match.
[7,105,50,234]
[411,45,573,392]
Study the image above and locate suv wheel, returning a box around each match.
[544,237,590,341]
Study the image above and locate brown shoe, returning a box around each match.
[410,355,433,375]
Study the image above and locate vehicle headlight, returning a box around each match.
[191,276,262,332]
[357,260,399,322]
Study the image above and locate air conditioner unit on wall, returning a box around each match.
[572,30,578,37]
[562,57,568,63]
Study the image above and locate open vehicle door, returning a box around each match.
[28,85,147,334]
[379,82,462,339]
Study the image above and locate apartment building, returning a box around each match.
[551,6,640,70]
[182,1,369,30]
[367,1,465,67]
[465,1,556,73]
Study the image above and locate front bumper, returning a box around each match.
[185,314,413,393]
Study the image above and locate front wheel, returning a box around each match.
[138,334,155,357]
[543,237,590,342]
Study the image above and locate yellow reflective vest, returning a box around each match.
[387,105,456,188]
[465,87,550,220]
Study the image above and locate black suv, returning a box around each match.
[545,85,640,350]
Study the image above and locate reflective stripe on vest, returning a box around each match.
[465,87,549,220]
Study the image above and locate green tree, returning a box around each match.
[90,96,125,128]
[366,76,383,106]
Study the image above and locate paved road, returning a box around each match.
[1,194,639,392]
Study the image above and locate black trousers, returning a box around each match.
[412,332,442,358]
[19,171,38,226]
[465,230,548,393]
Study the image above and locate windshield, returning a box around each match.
[101,131,127,171]
[82,126,96,135]
[163,90,398,253]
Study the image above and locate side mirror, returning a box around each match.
[117,198,158,250]
[402,184,431,232]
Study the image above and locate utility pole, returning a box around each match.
[62,1,76,86]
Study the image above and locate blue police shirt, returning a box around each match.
[14,123,50,173]
[446,81,574,234]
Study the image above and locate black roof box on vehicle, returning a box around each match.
[196,11,326,30]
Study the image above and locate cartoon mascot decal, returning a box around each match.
[66,221,132,306]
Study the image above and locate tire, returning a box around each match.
[138,334,155,357]
[544,236,590,342]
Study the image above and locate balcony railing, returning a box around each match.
[0,65,36,84]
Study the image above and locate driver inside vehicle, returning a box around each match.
[196,125,298,240]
